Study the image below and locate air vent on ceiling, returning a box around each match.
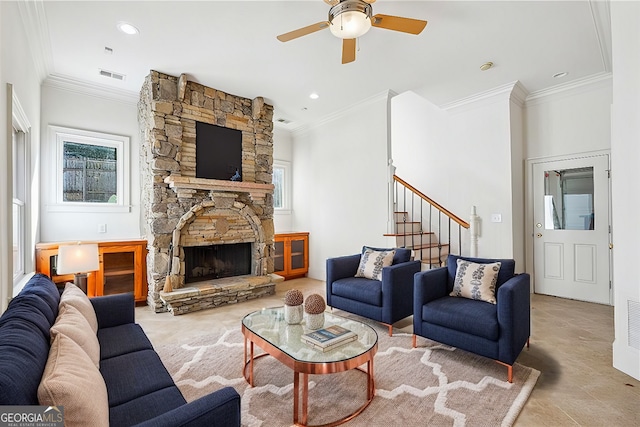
[629,300,640,350]
[99,69,126,81]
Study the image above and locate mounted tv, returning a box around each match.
[195,121,242,181]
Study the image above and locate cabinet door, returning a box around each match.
[287,236,308,278]
[96,245,143,300]
[274,239,285,274]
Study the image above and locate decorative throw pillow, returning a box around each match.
[450,259,501,304]
[38,334,109,427]
[50,304,100,368]
[355,248,396,281]
[59,283,98,334]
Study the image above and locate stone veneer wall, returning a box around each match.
[138,71,275,312]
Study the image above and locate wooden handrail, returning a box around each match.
[393,175,470,229]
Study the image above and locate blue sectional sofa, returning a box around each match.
[0,274,240,426]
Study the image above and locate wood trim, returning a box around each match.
[393,175,470,229]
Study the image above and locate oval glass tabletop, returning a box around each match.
[242,307,378,364]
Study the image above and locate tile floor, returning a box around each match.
[136,277,640,426]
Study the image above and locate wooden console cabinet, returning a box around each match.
[274,232,309,280]
[35,239,148,304]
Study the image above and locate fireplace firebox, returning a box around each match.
[184,243,252,283]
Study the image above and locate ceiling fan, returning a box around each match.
[277,0,428,64]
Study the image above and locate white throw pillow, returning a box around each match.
[50,304,100,368]
[355,248,396,281]
[450,259,501,304]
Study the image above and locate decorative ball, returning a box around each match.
[304,293,326,314]
[284,289,304,306]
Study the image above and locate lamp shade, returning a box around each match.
[329,10,372,39]
[57,243,99,274]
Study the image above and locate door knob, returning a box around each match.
[536,233,542,238]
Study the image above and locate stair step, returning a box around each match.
[383,231,434,237]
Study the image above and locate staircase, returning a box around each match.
[387,175,470,269]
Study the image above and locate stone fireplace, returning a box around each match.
[138,71,280,314]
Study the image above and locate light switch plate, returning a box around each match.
[490,214,502,223]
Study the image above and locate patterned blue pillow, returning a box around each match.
[450,259,501,304]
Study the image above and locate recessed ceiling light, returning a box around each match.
[117,22,139,35]
[479,62,493,71]
[553,72,568,78]
[309,93,319,100]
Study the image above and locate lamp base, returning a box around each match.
[73,273,88,294]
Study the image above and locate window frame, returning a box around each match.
[49,126,130,212]
[273,160,291,214]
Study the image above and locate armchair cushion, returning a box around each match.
[355,248,395,280]
[331,277,382,307]
[446,255,515,293]
[421,296,499,341]
[450,259,501,304]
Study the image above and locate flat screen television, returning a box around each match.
[195,121,242,181]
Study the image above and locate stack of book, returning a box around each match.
[301,325,357,352]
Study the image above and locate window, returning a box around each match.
[12,127,26,282]
[273,160,291,212]
[50,126,130,212]
[11,88,31,288]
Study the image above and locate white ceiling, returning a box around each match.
[30,0,611,130]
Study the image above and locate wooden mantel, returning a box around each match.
[164,175,274,197]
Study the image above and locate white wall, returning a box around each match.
[291,93,393,280]
[391,87,522,266]
[273,126,293,232]
[524,78,612,160]
[1,2,42,308]
[610,0,640,381]
[39,84,141,242]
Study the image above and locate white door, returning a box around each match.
[532,154,611,305]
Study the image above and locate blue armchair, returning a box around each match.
[326,247,421,336]
[413,255,530,382]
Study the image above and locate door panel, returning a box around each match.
[533,154,611,304]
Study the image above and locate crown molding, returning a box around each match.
[525,72,612,106]
[17,0,54,81]
[43,74,139,105]
[589,0,612,73]
[441,81,519,113]
[291,89,397,135]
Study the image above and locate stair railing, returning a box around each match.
[392,174,470,267]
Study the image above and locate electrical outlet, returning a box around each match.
[98,224,107,233]
[490,214,502,223]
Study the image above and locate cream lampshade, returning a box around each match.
[57,243,99,293]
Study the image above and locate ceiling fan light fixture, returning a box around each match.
[329,0,372,39]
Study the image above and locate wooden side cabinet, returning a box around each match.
[274,232,309,280]
[36,240,148,304]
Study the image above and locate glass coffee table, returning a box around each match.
[242,307,378,426]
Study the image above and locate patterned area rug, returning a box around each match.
[156,322,539,427]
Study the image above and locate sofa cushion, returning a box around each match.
[100,349,177,407]
[355,248,395,280]
[38,333,109,427]
[450,259,501,304]
[20,274,61,319]
[60,282,98,333]
[109,386,186,427]
[332,277,382,307]
[98,323,154,360]
[50,304,100,368]
[0,305,51,405]
[422,296,499,341]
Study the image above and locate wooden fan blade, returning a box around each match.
[363,0,377,3]
[371,14,427,35]
[342,38,356,64]
[324,0,340,5]
[277,21,330,42]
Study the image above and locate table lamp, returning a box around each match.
[56,243,99,293]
